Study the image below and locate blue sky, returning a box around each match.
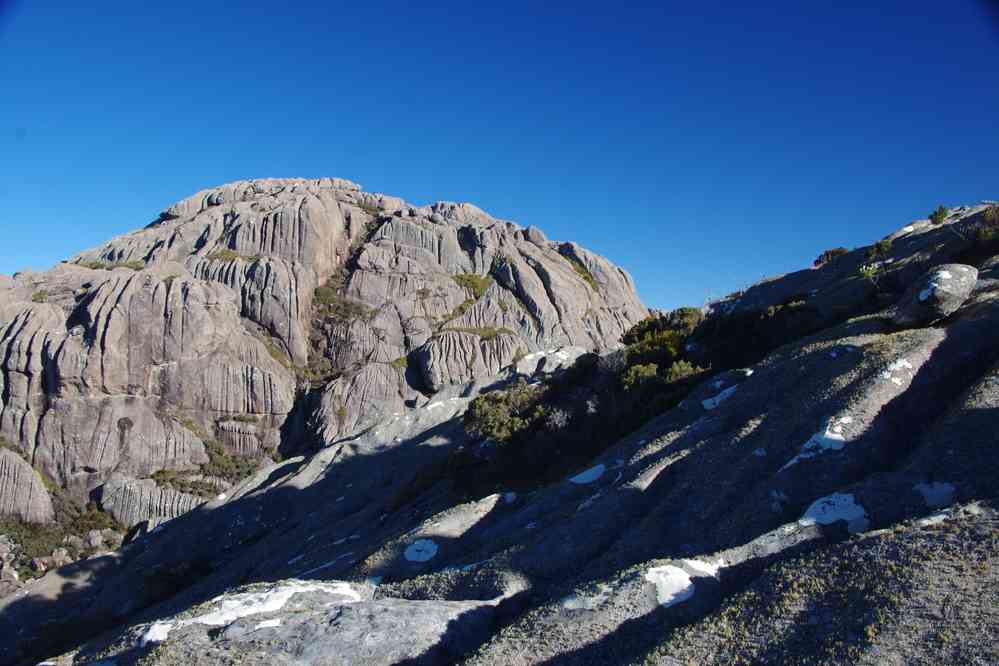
[1,1,997,309]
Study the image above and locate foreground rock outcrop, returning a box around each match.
[4,198,999,666]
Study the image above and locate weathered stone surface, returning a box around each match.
[99,474,204,529]
[12,195,999,666]
[0,176,644,549]
[0,449,53,523]
[893,263,978,326]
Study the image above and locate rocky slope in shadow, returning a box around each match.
[3,200,999,665]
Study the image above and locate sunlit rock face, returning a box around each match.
[0,177,646,527]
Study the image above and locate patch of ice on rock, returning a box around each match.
[781,415,854,469]
[701,385,737,411]
[644,566,695,607]
[404,538,439,562]
[569,463,606,485]
[140,580,362,646]
[254,619,282,630]
[799,492,869,533]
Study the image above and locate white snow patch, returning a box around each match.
[141,622,174,646]
[781,415,854,469]
[901,225,914,233]
[216,493,227,501]
[645,566,695,607]
[192,580,361,626]
[919,271,953,302]
[569,463,606,485]
[139,580,361,646]
[287,553,305,565]
[917,510,950,527]
[404,538,439,562]
[525,521,538,530]
[914,481,956,508]
[254,619,282,630]
[701,385,737,411]
[298,552,355,577]
[682,558,723,577]
[799,493,870,533]
[881,358,915,384]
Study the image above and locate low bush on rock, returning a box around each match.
[814,247,850,266]
[201,440,262,485]
[929,205,950,225]
[452,273,494,300]
[0,501,123,580]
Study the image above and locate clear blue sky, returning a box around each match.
[2,1,997,309]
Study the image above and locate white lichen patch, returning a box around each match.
[254,619,282,630]
[192,580,361,626]
[569,463,606,485]
[645,565,695,607]
[139,580,362,646]
[404,538,439,562]
[799,492,869,533]
[141,622,174,646]
[914,481,956,508]
[881,358,915,386]
[702,385,737,411]
[299,551,355,577]
[919,270,954,302]
[781,415,854,469]
[682,558,723,577]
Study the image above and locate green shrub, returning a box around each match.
[664,359,703,382]
[867,239,892,260]
[151,470,219,499]
[262,338,291,368]
[390,356,408,371]
[30,290,49,303]
[80,259,145,271]
[357,200,382,217]
[621,363,659,390]
[858,263,882,284]
[626,328,686,366]
[560,252,599,291]
[814,247,850,267]
[313,283,374,323]
[206,249,258,263]
[464,379,544,443]
[201,440,261,485]
[446,326,515,341]
[929,205,949,225]
[452,273,494,300]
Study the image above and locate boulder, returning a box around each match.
[893,263,978,326]
[0,449,54,524]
